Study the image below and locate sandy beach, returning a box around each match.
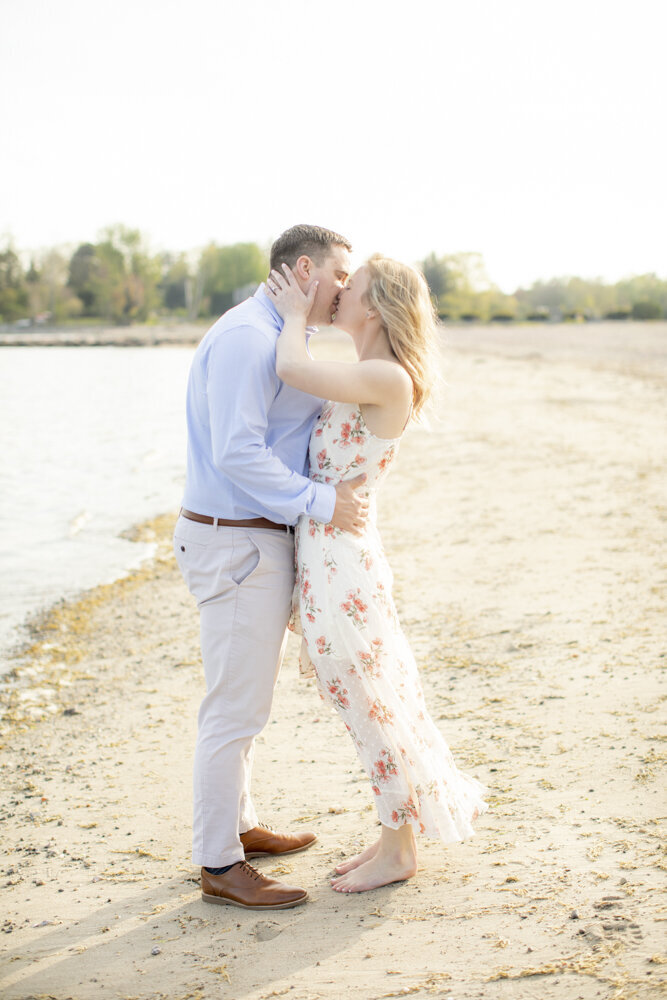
[1,324,665,1000]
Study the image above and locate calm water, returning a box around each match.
[3,325,665,670]
[0,346,194,667]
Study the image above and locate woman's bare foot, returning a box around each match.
[331,822,417,893]
[331,850,417,893]
[334,839,380,875]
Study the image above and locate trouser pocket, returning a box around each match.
[230,534,261,586]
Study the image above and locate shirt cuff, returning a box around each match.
[309,482,336,524]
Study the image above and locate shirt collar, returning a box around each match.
[254,283,283,327]
[254,283,317,338]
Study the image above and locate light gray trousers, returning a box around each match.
[174,515,294,867]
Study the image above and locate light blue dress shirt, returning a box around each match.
[181,285,336,526]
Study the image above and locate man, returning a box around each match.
[174,224,367,910]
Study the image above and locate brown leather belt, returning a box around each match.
[180,508,291,531]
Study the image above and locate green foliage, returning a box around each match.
[512,272,667,322]
[0,246,29,322]
[67,227,164,324]
[29,249,82,321]
[68,243,98,313]
[420,251,517,321]
[516,277,614,319]
[605,309,631,320]
[198,242,268,317]
[632,300,662,320]
[2,233,665,327]
[159,253,190,311]
[421,252,453,299]
[95,226,162,324]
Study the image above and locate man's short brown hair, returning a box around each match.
[269,224,352,273]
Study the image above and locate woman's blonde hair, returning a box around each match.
[364,254,439,418]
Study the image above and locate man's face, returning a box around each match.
[306,245,351,325]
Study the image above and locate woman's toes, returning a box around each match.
[333,842,380,875]
[329,853,417,893]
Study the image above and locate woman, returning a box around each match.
[266,255,487,893]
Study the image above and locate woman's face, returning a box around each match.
[334,265,371,331]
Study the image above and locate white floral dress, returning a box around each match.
[290,401,488,841]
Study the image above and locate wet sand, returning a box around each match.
[0,326,665,1000]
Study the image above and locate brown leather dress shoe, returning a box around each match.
[240,824,317,859]
[201,861,308,909]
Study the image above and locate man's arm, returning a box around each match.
[207,325,336,525]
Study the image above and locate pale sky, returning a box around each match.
[2,0,666,292]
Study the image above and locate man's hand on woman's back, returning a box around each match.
[331,474,369,536]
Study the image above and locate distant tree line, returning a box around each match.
[0,226,268,325]
[1,229,665,326]
[420,252,667,322]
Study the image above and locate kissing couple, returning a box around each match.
[174,224,487,909]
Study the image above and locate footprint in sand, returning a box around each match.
[579,896,643,946]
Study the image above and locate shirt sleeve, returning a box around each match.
[206,325,336,525]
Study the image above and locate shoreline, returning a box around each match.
[2,318,666,359]
[0,322,208,348]
[0,512,178,728]
[0,339,664,999]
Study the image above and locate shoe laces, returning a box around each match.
[256,820,276,833]
[239,860,261,881]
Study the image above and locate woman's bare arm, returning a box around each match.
[270,266,410,405]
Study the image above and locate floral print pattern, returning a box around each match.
[357,637,384,678]
[326,678,350,710]
[332,410,366,448]
[371,749,399,795]
[290,402,488,842]
[391,797,419,825]
[299,567,320,625]
[340,588,368,628]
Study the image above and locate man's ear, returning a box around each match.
[293,255,312,281]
